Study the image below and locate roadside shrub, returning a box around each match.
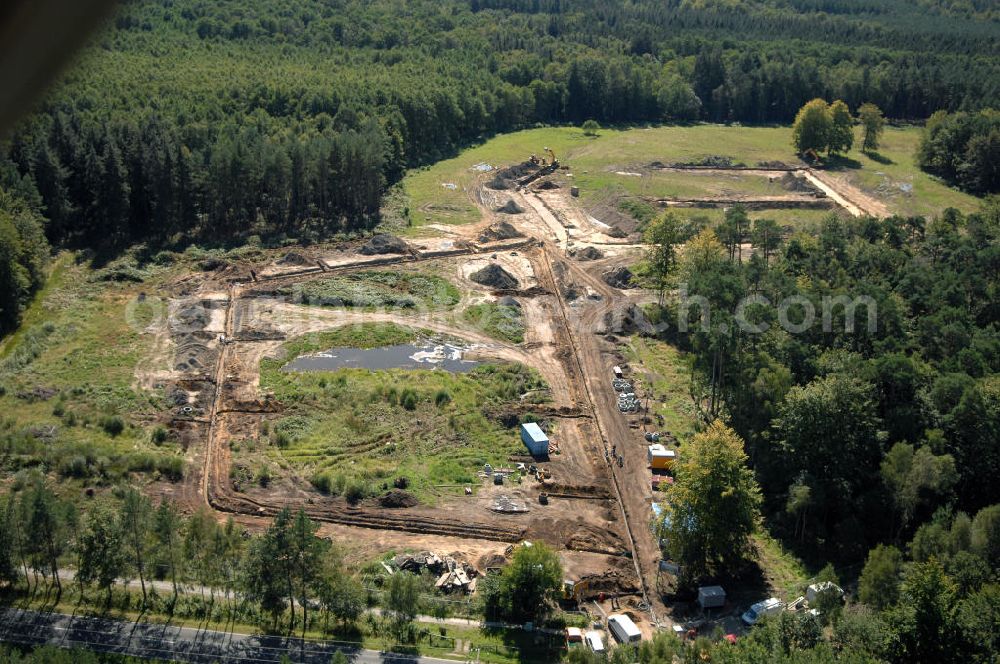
[101,415,125,437]
[273,431,291,448]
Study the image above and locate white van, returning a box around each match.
[608,614,642,644]
[584,630,605,653]
[742,597,784,625]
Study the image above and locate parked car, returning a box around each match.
[584,630,605,653]
[742,597,784,626]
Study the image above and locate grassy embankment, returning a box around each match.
[258,323,549,503]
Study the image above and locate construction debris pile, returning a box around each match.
[390,552,480,594]
[478,220,525,243]
[495,199,525,215]
[470,263,519,290]
[602,266,635,289]
[275,251,313,267]
[490,495,530,513]
[486,161,537,190]
[359,234,409,255]
[569,246,604,261]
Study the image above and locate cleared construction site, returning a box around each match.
[142,149,882,637]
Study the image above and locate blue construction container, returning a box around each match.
[520,422,549,456]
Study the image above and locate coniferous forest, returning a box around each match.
[1,0,998,267]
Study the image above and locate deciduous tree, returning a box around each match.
[660,420,762,580]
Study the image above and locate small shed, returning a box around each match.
[698,585,727,609]
[520,422,549,456]
[648,444,676,470]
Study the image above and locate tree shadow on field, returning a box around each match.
[864,151,894,165]
[824,154,863,171]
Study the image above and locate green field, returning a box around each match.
[0,254,185,486]
[258,324,549,502]
[279,271,461,311]
[403,125,982,228]
[461,303,525,344]
[621,336,698,445]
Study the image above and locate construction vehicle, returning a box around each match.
[543,146,558,167]
[562,578,591,602]
[803,148,824,167]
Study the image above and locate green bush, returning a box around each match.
[101,415,125,437]
[434,389,451,407]
[157,456,184,481]
[400,388,418,411]
[151,425,169,445]
[344,480,368,504]
[311,473,333,494]
[60,455,90,479]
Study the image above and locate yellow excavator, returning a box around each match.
[529,147,559,167]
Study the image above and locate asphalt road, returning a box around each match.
[0,608,462,664]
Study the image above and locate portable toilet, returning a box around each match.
[520,422,549,456]
[698,585,726,610]
[648,444,676,470]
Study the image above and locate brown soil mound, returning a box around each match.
[478,221,525,243]
[535,180,560,190]
[496,199,525,214]
[487,161,537,190]
[570,246,604,261]
[275,251,312,266]
[378,489,418,508]
[470,263,519,290]
[780,172,820,194]
[602,266,635,289]
[359,234,408,255]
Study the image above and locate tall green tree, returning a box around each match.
[792,99,832,155]
[857,103,886,153]
[22,479,73,599]
[76,503,127,605]
[881,443,957,536]
[384,571,421,641]
[828,100,855,155]
[481,542,563,623]
[153,499,183,603]
[859,544,904,610]
[644,212,681,304]
[119,487,153,605]
[660,420,762,580]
